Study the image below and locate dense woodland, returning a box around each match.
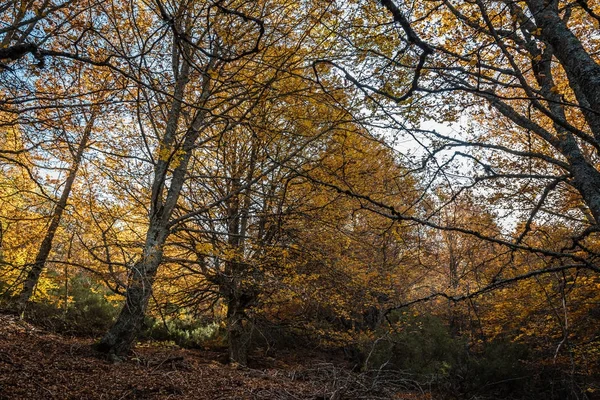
[1,0,600,398]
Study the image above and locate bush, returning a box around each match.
[362,314,465,374]
[23,274,120,335]
[63,276,121,334]
[357,313,533,399]
[464,339,530,396]
[142,316,225,349]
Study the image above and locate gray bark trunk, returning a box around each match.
[96,50,212,356]
[96,224,167,355]
[526,0,600,140]
[483,91,600,224]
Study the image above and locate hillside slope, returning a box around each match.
[0,313,417,399]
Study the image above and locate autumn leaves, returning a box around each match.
[1,1,600,389]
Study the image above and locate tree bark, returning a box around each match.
[96,224,167,355]
[222,146,258,365]
[96,49,212,355]
[18,113,95,308]
[526,0,600,140]
[227,296,251,366]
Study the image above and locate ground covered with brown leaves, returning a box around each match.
[0,313,426,399]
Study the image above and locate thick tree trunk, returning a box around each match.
[222,167,255,366]
[18,114,95,309]
[227,297,251,366]
[96,225,166,355]
[95,271,155,355]
[564,154,600,224]
[486,93,600,224]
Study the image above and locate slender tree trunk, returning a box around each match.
[18,113,95,308]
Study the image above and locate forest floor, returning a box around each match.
[0,312,426,399]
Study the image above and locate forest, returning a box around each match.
[1,0,600,398]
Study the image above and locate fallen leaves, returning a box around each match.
[0,312,426,399]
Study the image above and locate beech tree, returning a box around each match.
[93,0,350,360]
[273,128,422,333]
[134,1,372,364]
[297,4,600,375]
[92,0,267,356]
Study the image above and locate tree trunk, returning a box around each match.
[526,0,600,118]
[222,165,255,366]
[227,297,251,366]
[95,52,210,356]
[96,225,166,355]
[18,113,95,309]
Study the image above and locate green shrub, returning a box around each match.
[62,276,121,334]
[23,274,120,335]
[464,339,530,396]
[143,316,225,349]
[362,314,465,375]
[358,313,533,399]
